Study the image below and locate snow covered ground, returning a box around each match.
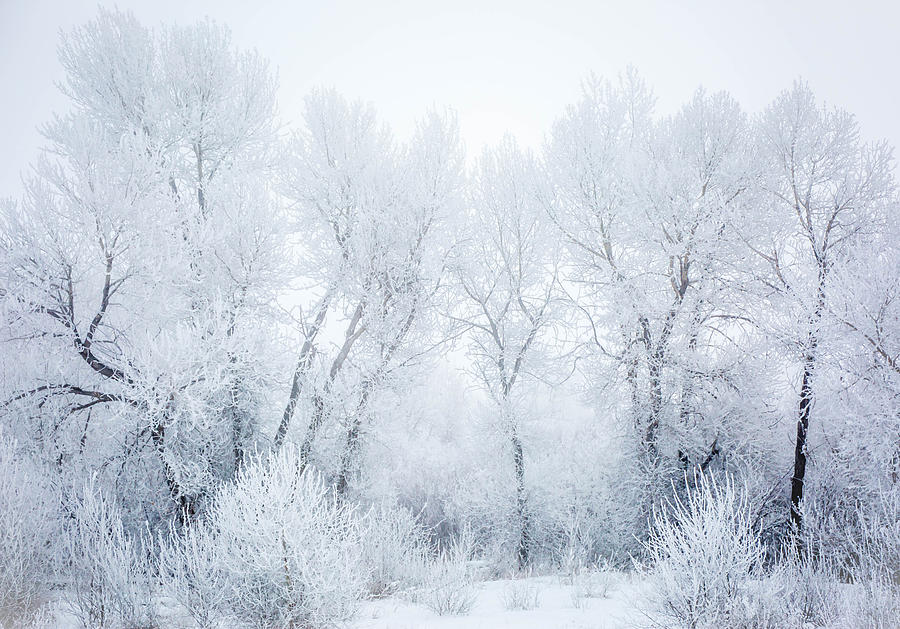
[352,572,646,629]
[46,571,650,629]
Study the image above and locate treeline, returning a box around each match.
[0,8,898,628]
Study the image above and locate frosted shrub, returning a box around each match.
[501,578,542,611]
[420,527,478,616]
[781,555,843,628]
[849,487,900,583]
[0,433,58,627]
[760,554,900,629]
[557,510,618,603]
[773,549,900,629]
[780,486,900,628]
[206,446,367,628]
[729,568,796,629]
[644,473,764,629]
[420,563,477,616]
[360,504,430,598]
[842,492,900,629]
[569,560,615,609]
[159,522,229,629]
[843,579,900,629]
[550,455,647,572]
[64,481,157,629]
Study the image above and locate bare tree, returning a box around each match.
[279,90,463,488]
[545,75,749,471]
[749,81,894,535]
[0,9,284,523]
[453,137,563,569]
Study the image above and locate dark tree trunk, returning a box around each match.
[231,407,245,474]
[226,373,250,475]
[512,430,529,570]
[335,417,360,496]
[790,352,815,535]
[791,272,826,539]
[639,310,675,459]
[296,302,366,470]
[626,352,641,427]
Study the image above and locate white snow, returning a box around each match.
[352,572,646,629]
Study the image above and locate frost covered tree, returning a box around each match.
[0,9,284,524]
[746,81,894,535]
[629,87,752,468]
[452,137,564,568]
[277,89,463,492]
[544,74,758,504]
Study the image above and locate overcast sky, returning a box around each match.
[2,0,899,197]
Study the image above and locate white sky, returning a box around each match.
[2,0,899,197]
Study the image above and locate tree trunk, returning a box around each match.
[511,428,529,570]
[274,293,332,450]
[296,302,366,471]
[790,350,815,535]
[151,418,195,526]
[335,417,360,496]
[791,273,826,539]
[336,382,374,496]
[646,358,663,454]
[625,336,642,432]
[297,392,326,474]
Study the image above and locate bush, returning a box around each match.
[359,504,430,598]
[847,486,900,583]
[63,480,158,629]
[842,579,900,629]
[418,526,477,616]
[501,578,542,611]
[569,562,615,609]
[159,522,229,629]
[780,554,843,628]
[643,472,764,629]
[0,433,58,627]
[768,544,900,629]
[200,446,367,628]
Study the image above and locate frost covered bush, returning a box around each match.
[841,579,900,629]
[643,473,765,629]
[419,526,478,616]
[546,441,650,569]
[841,491,900,629]
[202,446,367,628]
[569,561,615,608]
[420,563,477,616]
[161,457,439,628]
[847,486,900,583]
[501,578,542,611]
[159,522,229,629]
[0,433,58,627]
[63,481,158,629]
[780,554,844,628]
[756,554,900,629]
[360,504,431,598]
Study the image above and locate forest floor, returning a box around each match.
[50,570,649,628]
[352,571,647,629]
